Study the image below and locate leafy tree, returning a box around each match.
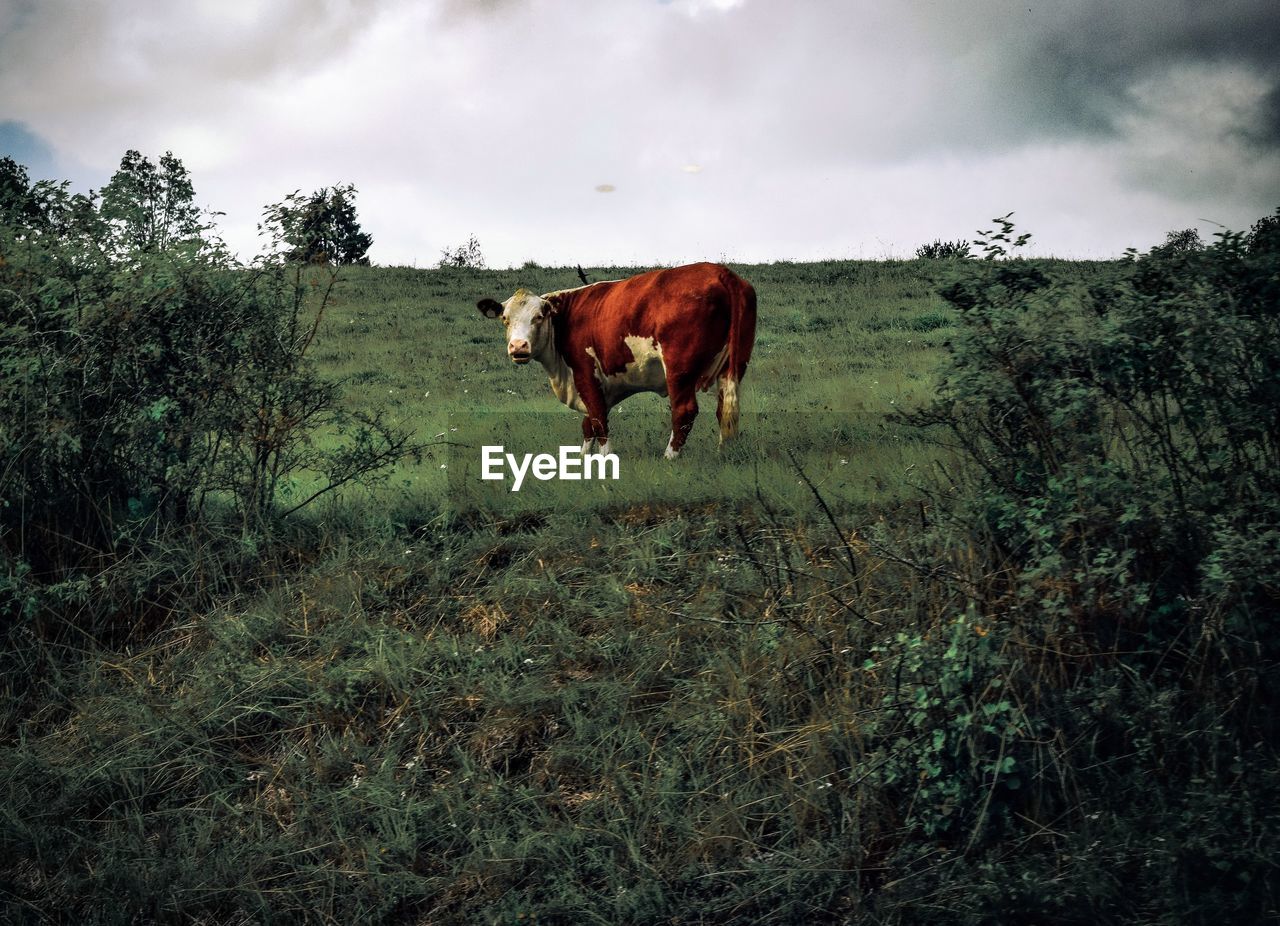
[98,149,211,254]
[0,156,42,225]
[262,184,372,265]
[438,233,486,269]
[1159,227,1204,253]
[1247,207,1280,255]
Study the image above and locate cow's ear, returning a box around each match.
[544,295,562,315]
[477,298,503,319]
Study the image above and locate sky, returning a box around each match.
[1,0,1278,267]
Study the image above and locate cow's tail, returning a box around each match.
[718,276,757,445]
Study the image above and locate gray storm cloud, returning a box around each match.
[1016,0,1280,141]
[689,0,1280,162]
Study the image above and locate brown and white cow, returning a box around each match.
[477,262,756,459]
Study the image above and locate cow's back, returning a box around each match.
[558,263,743,379]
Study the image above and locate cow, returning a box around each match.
[477,262,756,459]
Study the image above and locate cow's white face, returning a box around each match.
[477,288,556,365]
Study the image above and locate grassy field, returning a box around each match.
[9,255,1274,925]
[309,260,956,517]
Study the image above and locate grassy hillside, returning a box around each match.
[4,249,1277,925]
[309,260,957,515]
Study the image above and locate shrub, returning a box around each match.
[439,234,486,269]
[915,239,972,260]
[914,216,1279,647]
[0,163,416,595]
[876,212,1280,921]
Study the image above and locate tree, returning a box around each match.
[0,157,109,279]
[0,156,41,225]
[262,184,372,265]
[1247,207,1280,255]
[1159,227,1204,253]
[98,149,210,254]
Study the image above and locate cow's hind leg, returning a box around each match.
[664,374,698,460]
[581,414,612,456]
[716,374,740,445]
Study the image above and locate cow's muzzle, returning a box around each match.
[508,340,531,364]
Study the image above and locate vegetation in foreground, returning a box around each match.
[2,157,1278,924]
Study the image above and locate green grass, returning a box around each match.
[309,260,956,516]
[7,490,957,923]
[11,257,1267,926]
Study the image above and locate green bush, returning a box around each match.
[883,213,1280,922]
[915,239,972,260]
[0,161,415,626]
[862,609,1029,844]
[915,219,1279,650]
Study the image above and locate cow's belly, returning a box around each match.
[590,335,669,404]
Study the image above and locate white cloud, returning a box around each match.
[668,0,746,16]
[1115,61,1278,203]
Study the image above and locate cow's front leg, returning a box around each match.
[575,371,612,457]
[664,373,698,460]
